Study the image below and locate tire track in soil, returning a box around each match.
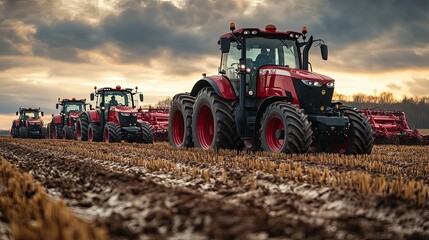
[1,140,428,239]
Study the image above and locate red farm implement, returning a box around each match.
[359,109,429,145]
[139,107,169,141]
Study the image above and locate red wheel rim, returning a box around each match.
[196,105,214,149]
[104,126,109,143]
[172,110,185,146]
[265,116,284,152]
[88,126,93,142]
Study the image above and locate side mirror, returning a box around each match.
[16,112,18,116]
[139,93,144,102]
[56,103,59,109]
[41,112,44,117]
[51,114,54,117]
[321,44,328,60]
[90,93,95,101]
[220,38,231,53]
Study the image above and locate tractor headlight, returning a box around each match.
[132,113,137,116]
[121,113,130,116]
[326,82,335,88]
[302,80,323,87]
[243,30,250,35]
[251,30,258,35]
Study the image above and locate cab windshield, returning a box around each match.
[63,102,85,113]
[245,37,299,68]
[103,91,133,108]
[20,110,39,120]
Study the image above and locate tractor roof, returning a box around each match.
[219,26,302,40]
[59,98,86,104]
[96,85,134,93]
[19,107,40,112]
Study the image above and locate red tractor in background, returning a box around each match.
[138,107,169,141]
[47,98,87,139]
[76,85,153,143]
[168,23,374,154]
[359,109,429,145]
[11,107,47,138]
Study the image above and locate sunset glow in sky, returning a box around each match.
[1,0,428,129]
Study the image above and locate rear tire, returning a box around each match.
[192,88,242,150]
[139,122,154,144]
[88,123,102,142]
[52,125,63,139]
[19,127,28,138]
[62,125,75,139]
[104,122,121,143]
[168,93,195,148]
[259,102,312,153]
[316,106,374,154]
[76,114,89,141]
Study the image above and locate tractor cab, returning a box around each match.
[18,108,41,121]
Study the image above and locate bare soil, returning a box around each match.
[0,137,428,239]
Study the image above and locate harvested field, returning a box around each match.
[0,136,428,239]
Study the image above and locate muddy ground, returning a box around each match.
[0,137,428,239]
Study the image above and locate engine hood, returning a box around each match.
[259,66,334,83]
[111,106,137,113]
[26,118,42,124]
[69,112,81,119]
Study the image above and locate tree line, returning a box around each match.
[333,92,429,129]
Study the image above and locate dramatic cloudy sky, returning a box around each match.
[1,0,428,129]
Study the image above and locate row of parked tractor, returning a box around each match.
[9,23,429,155]
[11,85,169,143]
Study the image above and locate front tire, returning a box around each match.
[140,122,154,144]
[41,127,47,139]
[88,123,102,142]
[76,114,89,141]
[103,122,121,143]
[316,106,374,154]
[259,102,312,153]
[168,93,195,148]
[19,127,28,138]
[62,125,75,139]
[192,88,242,150]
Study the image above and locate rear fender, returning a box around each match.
[52,115,63,125]
[190,76,236,100]
[87,110,100,123]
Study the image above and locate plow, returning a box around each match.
[139,107,169,141]
[359,109,429,145]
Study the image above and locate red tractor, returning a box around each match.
[47,98,87,139]
[138,107,169,141]
[76,85,153,143]
[168,23,374,154]
[11,107,47,138]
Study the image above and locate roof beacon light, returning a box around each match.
[265,24,276,32]
[72,97,76,101]
[230,22,236,31]
[302,26,308,40]
[116,85,121,90]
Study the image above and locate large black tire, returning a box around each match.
[191,88,242,150]
[139,122,154,144]
[168,93,195,148]
[88,123,102,142]
[47,123,52,139]
[76,114,89,141]
[259,102,313,153]
[11,125,18,138]
[41,127,47,139]
[52,124,63,139]
[19,127,28,138]
[62,125,75,140]
[315,106,374,154]
[103,122,121,143]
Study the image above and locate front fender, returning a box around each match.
[190,76,236,100]
[52,115,63,125]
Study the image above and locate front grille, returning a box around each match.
[292,78,334,114]
[28,125,41,131]
[119,115,137,127]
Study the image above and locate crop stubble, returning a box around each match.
[0,136,428,239]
